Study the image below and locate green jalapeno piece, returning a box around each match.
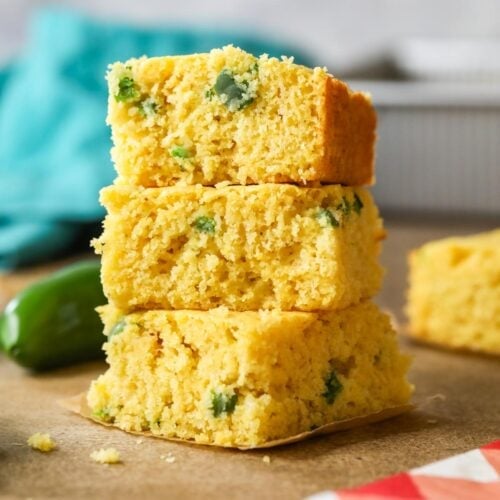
[0,260,106,371]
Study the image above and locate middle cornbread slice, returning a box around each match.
[95,183,384,312]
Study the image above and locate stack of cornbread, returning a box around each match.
[87,46,412,447]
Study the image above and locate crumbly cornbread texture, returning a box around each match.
[27,433,56,452]
[407,229,500,355]
[87,302,412,447]
[90,448,121,464]
[94,184,384,312]
[107,45,376,187]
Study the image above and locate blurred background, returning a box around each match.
[3,0,500,73]
[0,0,499,269]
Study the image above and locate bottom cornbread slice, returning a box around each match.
[87,301,412,447]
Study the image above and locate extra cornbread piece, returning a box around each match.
[407,229,500,355]
[87,302,412,447]
[107,45,376,187]
[94,184,384,312]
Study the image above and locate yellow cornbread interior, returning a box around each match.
[90,448,121,464]
[27,433,56,452]
[407,229,500,354]
[94,184,384,312]
[107,45,375,186]
[87,301,412,447]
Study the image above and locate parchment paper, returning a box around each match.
[61,392,413,450]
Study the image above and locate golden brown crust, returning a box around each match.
[322,78,376,186]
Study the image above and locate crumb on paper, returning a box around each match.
[421,393,447,408]
[136,438,143,445]
[262,455,271,464]
[90,448,121,464]
[160,452,176,464]
[432,393,446,401]
[27,433,56,452]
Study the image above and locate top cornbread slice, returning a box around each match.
[107,45,376,187]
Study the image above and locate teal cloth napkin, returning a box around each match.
[0,8,312,269]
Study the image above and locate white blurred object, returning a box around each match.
[393,37,500,82]
[351,81,500,215]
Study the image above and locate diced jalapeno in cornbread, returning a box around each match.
[92,407,116,423]
[316,208,340,228]
[407,229,500,355]
[107,45,376,186]
[337,196,351,216]
[353,193,364,214]
[93,184,384,312]
[192,216,216,234]
[170,146,191,159]
[212,67,257,111]
[322,371,343,404]
[211,391,238,417]
[87,301,412,447]
[115,76,139,102]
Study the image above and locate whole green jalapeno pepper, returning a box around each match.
[0,260,106,371]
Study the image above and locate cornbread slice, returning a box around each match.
[107,45,376,187]
[87,301,412,447]
[407,229,500,355]
[94,184,384,312]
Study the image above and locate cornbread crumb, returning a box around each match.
[407,229,500,354]
[160,452,176,464]
[136,439,143,445]
[27,433,56,452]
[90,448,121,464]
[262,455,271,464]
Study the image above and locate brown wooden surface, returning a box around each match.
[1,216,499,499]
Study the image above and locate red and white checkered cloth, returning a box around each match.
[308,440,500,500]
